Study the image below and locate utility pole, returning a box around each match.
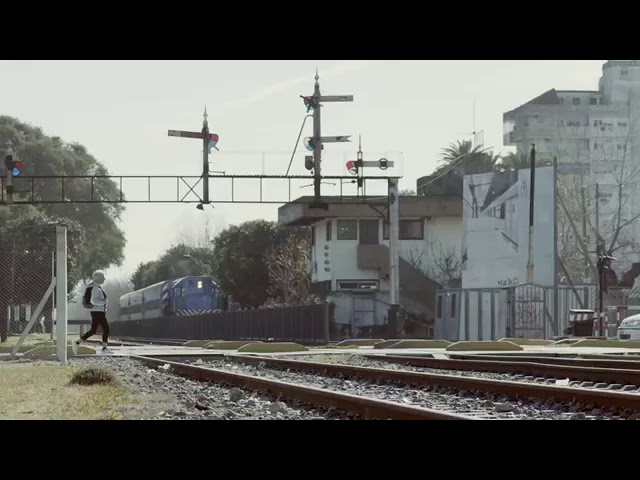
[595,182,600,240]
[202,108,210,205]
[526,144,536,284]
[597,249,615,337]
[388,178,401,337]
[301,71,353,210]
[553,156,559,336]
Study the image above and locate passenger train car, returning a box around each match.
[117,276,228,322]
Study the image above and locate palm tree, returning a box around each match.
[437,140,499,175]
[499,151,553,171]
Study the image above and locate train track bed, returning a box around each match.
[283,353,640,393]
[71,356,333,420]
[189,357,631,420]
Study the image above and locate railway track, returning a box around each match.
[447,354,640,370]
[130,355,478,420]
[220,355,640,414]
[362,354,640,388]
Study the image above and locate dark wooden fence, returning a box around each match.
[110,303,330,345]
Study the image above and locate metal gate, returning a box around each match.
[353,295,375,334]
[507,283,597,339]
[435,283,597,341]
[508,284,546,339]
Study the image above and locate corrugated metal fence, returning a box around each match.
[435,283,597,341]
[110,303,330,345]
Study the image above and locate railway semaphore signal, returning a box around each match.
[168,108,219,206]
[301,70,353,210]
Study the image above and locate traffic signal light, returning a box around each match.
[304,137,315,152]
[305,156,314,171]
[4,154,22,177]
[301,96,318,113]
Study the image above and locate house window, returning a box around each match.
[618,144,623,151]
[590,98,598,105]
[593,143,599,150]
[337,220,357,240]
[311,226,315,246]
[437,296,443,318]
[326,220,332,241]
[337,280,379,291]
[383,219,423,240]
[559,98,565,104]
[573,98,580,105]
[619,122,628,127]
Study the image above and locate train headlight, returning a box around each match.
[197,281,203,289]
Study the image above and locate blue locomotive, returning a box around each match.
[117,275,230,322]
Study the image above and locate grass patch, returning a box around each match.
[570,339,640,349]
[446,341,523,352]
[498,338,554,346]
[386,339,452,349]
[335,339,384,347]
[0,362,135,420]
[205,341,262,350]
[183,340,216,348]
[70,366,118,386]
[237,342,308,353]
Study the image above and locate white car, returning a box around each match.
[617,314,640,341]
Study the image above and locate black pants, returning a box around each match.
[81,311,110,343]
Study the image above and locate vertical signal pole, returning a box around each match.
[302,71,353,209]
[388,178,401,337]
[202,107,210,204]
[168,109,219,206]
[312,71,322,202]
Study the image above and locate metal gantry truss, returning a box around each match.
[0,174,400,205]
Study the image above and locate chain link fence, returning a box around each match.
[0,227,55,344]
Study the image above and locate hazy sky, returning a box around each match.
[0,60,606,280]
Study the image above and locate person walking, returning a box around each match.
[72,270,111,354]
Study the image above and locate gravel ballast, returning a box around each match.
[196,357,638,420]
[71,357,335,420]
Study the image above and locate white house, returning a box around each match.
[277,193,461,337]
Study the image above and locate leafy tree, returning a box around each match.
[499,151,552,171]
[130,244,217,290]
[101,276,133,321]
[211,220,300,308]
[0,210,86,341]
[0,116,126,281]
[435,139,499,176]
[264,228,311,304]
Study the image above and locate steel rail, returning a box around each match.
[363,354,640,386]
[230,355,640,411]
[130,355,476,420]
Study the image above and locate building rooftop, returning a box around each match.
[278,195,461,226]
[604,60,640,70]
[505,88,606,117]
